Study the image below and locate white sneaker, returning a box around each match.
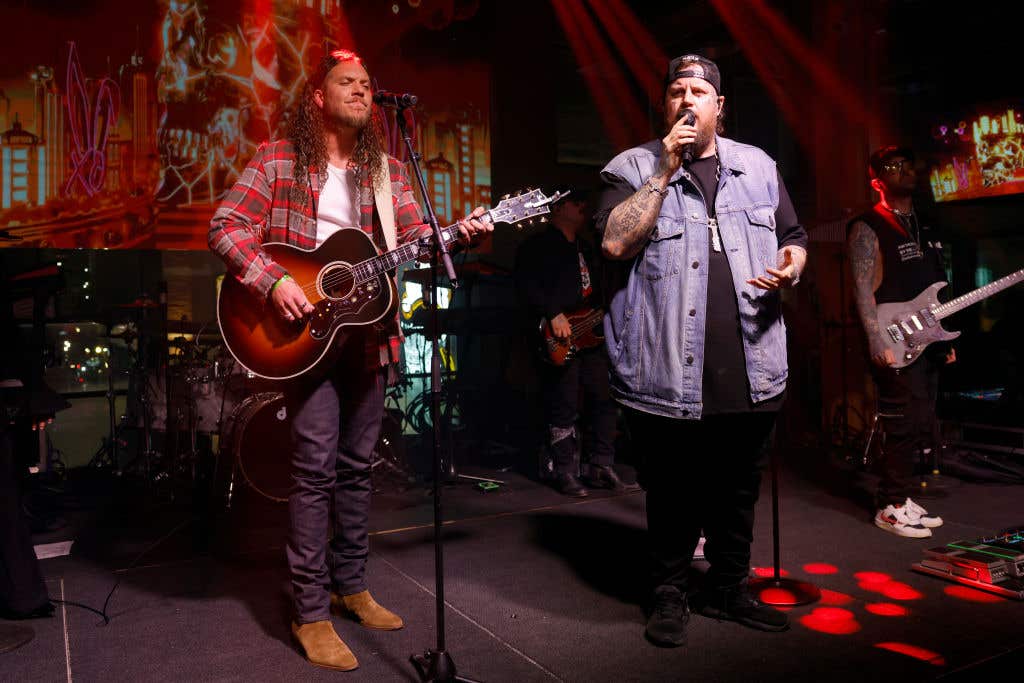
[874,505,932,538]
[904,497,943,528]
[693,535,706,560]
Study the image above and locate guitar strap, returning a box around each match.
[372,154,397,251]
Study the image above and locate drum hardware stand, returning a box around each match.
[390,96,479,683]
[88,341,124,472]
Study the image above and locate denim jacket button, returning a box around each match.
[686,355,694,365]
[691,261,699,269]
[689,309,696,316]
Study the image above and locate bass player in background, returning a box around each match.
[514,188,632,497]
[848,145,955,540]
[208,48,492,671]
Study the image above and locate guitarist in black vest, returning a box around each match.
[514,189,631,497]
[848,146,955,539]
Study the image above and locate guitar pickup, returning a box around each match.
[920,308,938,327]
[910,315,924,331]
[900,321,915,335]
[887,324,904,343]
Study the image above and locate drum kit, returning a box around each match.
[96,305,414,506]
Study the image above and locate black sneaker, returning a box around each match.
[690,585,789,632]
[645,585,689,647]
[583,465,639,492]
[552,472,588,498]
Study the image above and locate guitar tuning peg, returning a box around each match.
[539,216,548,223]
[501,193,510,200]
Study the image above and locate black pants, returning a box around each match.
[626,409,776,592]
[540,349,617,475]
[284,333,385,624]
[871,358,940,508]
[0,426,50,616]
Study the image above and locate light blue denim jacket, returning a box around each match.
[600,135,788,419]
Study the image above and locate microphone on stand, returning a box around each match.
[678,108,696,164]
[373,90,419,108]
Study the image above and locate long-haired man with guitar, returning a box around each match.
[514,189,630,497]
[208,49,492,671]
[848,145,954,540]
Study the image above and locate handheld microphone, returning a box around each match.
[679,109,696,164]
[373,90,418,108]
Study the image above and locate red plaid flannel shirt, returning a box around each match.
[209,139,430,368]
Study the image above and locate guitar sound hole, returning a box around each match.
[321,265,354,299]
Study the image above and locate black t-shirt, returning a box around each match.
[597,156,807,414]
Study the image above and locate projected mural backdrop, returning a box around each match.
[0,0,491,249]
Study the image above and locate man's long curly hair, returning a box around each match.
[286,49,386,206]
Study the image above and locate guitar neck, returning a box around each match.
[934,268,1024,319]
[352,221,469,282]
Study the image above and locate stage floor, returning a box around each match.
[4,459,1024,682]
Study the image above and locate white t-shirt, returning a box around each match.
[315,164,360,246]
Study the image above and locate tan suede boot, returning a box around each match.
[331,590,404,630]
[291,620,358,671]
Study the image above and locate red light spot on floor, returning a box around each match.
[759,587,798,605]
[865,602,908,617]
[875,642,945,665]
[853,571,922,600]
[752,566,790,578]
[853,571,891,585]
[803,562,839,575]
[944,585,1006,603]
[879,581,923,601]
[798,607,861,635]
[819,589,855,607]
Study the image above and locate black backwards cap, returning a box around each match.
[665,54,721,94]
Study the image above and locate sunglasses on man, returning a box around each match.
[881,158,914,174]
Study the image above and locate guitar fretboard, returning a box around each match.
[934,268,1024,319]
[349,222,465,284]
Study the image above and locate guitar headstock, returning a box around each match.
[489,188,570,230]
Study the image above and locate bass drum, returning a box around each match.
[222,392,291,503]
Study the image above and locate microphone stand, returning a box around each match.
[392,103,479,683]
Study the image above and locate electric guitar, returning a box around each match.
[876,267,1024,368]
[218,189,566,380]
[539,305,605,366]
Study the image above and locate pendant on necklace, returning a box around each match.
[709,217,722,253]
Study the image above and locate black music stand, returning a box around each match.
[390,101,479,683]
[748,444,821,606]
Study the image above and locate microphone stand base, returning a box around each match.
[748,576,821,606]
[411,649,481,683]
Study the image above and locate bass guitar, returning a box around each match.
[876,267,1024,368]
[218,189,566,379]
[539,305,605,366]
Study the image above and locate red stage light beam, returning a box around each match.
[551,0,647,151]
[586,0,664,99]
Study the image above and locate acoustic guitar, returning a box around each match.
[218,189,566,379]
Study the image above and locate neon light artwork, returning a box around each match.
[63,42,120,197]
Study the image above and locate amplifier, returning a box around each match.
[912,529,1024,599]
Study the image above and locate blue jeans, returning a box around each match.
[285,334,385,624]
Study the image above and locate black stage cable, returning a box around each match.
[51,516,192,626]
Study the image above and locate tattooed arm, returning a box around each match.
[847,221,892,367]
[600,174,671,260]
